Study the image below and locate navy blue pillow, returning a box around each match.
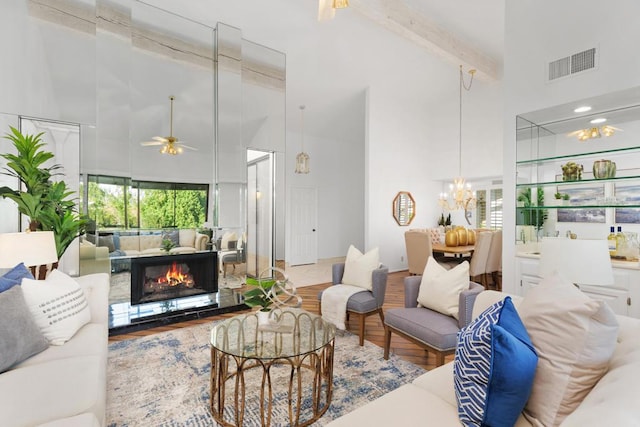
[0,263,35,293]
[454,297,538,427]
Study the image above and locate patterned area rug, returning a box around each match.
[107,322,425,426]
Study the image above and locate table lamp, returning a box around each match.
[538,238,614,287]
[0,231,58,279]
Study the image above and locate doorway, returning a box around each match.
[246,149,274,277]
[289,187,318,266]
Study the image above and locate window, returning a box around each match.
[475,187,503,229]
[85,175,208,230]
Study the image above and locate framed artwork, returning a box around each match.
[557,185,605,223]
[614,184,640,224]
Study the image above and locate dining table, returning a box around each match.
[432,242,475,258]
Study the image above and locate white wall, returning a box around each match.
[503,0,640,293]
[285,91,366,260]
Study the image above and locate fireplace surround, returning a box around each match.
[130,252,218,305]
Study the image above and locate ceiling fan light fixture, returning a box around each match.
[333,0,349,9]
[141,96,197,155]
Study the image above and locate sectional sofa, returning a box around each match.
[0,272,109,427]
[328,289,640,426]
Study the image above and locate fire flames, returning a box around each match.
[157,262,194,287]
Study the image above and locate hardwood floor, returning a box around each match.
[108,270,449,371]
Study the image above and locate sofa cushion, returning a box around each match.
[326,383,460,426]
[454,296,538,427]
[119,235,140,252]
[0,355,103,427]
[15,323,107,368]
[21,270,92,345]
[0,286,49,373]
[0,262,34,293]
[341,245,380,291]
[518,272,619,427]
[36,413,101,427]
[139,234,163,252]
[417,257,469,319]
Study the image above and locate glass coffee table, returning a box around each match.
[209,308,336,427]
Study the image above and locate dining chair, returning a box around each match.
[404,230,433,275]
[485,230,502,290]
[468,231,493,287]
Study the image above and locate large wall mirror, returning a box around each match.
[0,2,285,290]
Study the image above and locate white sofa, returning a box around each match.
[115,229,209,257]
[328,290,640,426]
[0,273,109,427]
[118,229,209,256]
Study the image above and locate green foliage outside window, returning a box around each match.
[86,176,207,230]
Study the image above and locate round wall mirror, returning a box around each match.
[392,191,415,226]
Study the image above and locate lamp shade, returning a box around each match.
[0,231,58,269]
[539,238,614,286]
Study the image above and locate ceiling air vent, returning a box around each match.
[547,47,598,82]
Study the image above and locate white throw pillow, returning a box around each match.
[179,229,197,247]
[21,269,91,345]
[417,257,469,319]
[220,232,237,250]
[518,272,619,427]
[341,245,380,291]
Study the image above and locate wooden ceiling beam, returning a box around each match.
[350,0,500,81]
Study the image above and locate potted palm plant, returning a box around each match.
[0,126,86,260]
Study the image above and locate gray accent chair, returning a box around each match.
[318,262,389,346]
[383,277,483,366]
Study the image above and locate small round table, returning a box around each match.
[209,308,336,427]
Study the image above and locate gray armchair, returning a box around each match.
[318,262,389,346]
[383,277,483,366]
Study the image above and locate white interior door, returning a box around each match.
[290,187,317,266]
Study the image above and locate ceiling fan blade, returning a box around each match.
[153,136,168,142]
[178,143,198,151]
[141,141,165,146]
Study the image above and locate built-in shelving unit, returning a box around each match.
[516,97,640,230]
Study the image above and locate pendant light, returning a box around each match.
[295,105,310,174]
[439,65,477,211]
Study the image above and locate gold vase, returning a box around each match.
[445,230,459,247]
[467,229,476,245]
[457,228,468,246]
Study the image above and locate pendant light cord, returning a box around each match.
[300,105,306,151]
[458,65,475,177]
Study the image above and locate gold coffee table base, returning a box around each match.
[209,310,335,427]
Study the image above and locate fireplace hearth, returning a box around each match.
[131,252,218,305]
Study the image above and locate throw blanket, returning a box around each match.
[321,284,364,330]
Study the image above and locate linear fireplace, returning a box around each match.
[130,252,218,305]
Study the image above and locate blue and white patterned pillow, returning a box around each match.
[454,297,538,427]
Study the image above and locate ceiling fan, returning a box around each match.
[567,125,622,141]
[140,96,197,155]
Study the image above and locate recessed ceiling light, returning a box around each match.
[590,118,607,124]
[574,106,592,113]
